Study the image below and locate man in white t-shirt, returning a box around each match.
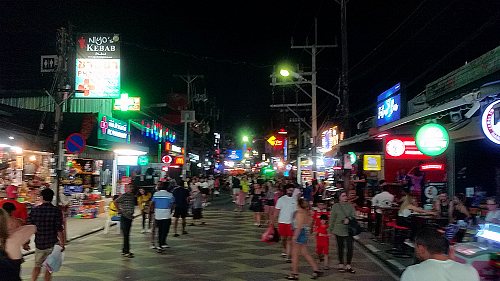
[372,181,395,238]
[401,227,479,281]
[274,184,297,262]
[485,197,500,224]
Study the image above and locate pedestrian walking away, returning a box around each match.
[172,179,190,237]
[114,184,136,258]
[151,181,175,251]
[27,188,65,281]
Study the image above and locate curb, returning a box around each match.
[353,235,406,277]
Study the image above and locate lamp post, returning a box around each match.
[276,69,340,180]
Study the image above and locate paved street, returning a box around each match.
[21,194,398,281]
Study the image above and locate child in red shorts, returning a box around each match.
[315,214,330,270]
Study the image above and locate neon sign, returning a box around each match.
[97,115,128,143]
[363,155,382,171]
[385,136,430,159]
[420,163,445,171]
[141,120,176,143]
[481,100,500,145]
[415,124,449,156]
[113,93,140,111]
[377,83,402,127]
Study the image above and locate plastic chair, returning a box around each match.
[103,206,121,234]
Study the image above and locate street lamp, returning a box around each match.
[272,68,341,182]
[242,136,249,143]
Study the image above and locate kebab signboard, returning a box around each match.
[75,33,121,98]
[384,136,430,160]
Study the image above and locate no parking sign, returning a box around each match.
[65,133,86,154]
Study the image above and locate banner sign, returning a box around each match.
[385,136,430,159]
[377,83,402,126]
[97,114,128,143]
[75,33,121,98]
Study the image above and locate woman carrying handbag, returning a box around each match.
[329,191,356,273]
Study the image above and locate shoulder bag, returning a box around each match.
[339,204,362,236]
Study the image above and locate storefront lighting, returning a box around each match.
[11,146,23,154]
[29,155,37,161]
[113,149,147,156]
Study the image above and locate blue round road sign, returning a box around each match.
[65,133,86,154]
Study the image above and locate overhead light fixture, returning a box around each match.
[8,136,14,140]
[113,149,147,156]
[375,133,389,139]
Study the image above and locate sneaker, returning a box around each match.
[254,223,259,226]
[173,233,180,237]
[281,253,287,258]
[146,229,152,233]
[160,244,170,249]
[285,258,292,263]
[182,231,188,235]
[150,245,157,249]
[124,253,134,258]
[140,229,146,233]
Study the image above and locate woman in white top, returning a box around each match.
[399,195,436,218]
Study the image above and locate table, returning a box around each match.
[412,214,449,228]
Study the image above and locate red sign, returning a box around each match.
[420,163,445,171]
[65,133,86,154]
[162,155,173,164]
[385,136,431,160]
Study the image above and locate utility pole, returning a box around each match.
[175,74,202,179]
[174,74,204,110]
[336,0,350,137]
[291,18,337,180]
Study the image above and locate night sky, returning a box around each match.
[1,0,499,136]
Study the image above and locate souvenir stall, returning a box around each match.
[61,157,105,219]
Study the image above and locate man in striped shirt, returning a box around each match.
[152,181,175,250]
[114,184,136,258]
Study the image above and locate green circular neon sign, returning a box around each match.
[415,123,449,156]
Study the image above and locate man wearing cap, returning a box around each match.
[0,185,28,224]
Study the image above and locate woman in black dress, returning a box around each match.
[249,182,265,226]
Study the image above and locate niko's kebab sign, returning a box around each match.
[75,33,121,98]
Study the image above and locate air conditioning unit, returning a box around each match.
[407,93,429,115]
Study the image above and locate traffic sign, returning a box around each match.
[65,133,86,154]
[41,55,58,73]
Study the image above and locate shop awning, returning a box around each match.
[338,132,371,147]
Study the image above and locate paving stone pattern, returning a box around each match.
[20,194,397,281]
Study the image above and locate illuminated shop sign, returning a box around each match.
[267,135,284,149]
[385,136,430,159]
[377,83,402,127]
[481,99,500,145]
[141,120,176,143]
[171,145,182,154]
[321,126,344,152]
[174,156,184,165]
[420,163,445,171]
[162,155,172,164]
[415,123,449,156]
[189,153,200,162]
[226,150,243,161]
[113,93,140,111]
[363,155,382,171]
[98,115,128,143]
[75,33,120,98]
